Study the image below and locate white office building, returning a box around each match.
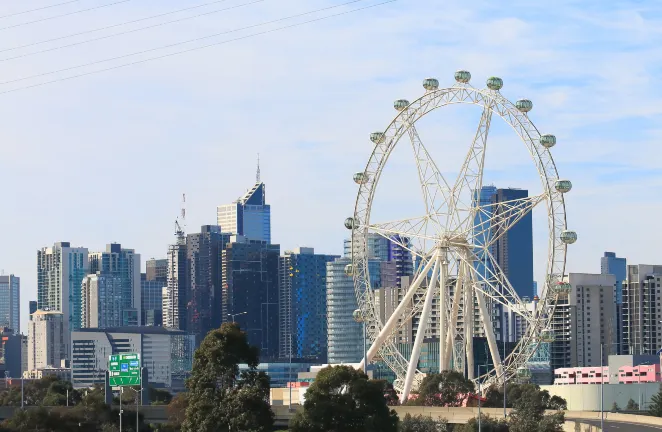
[216,182,271,243]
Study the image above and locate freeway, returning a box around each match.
[569,417,662,431]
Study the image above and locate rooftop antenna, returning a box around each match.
[256,153,261,183]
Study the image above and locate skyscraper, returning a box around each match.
[164,235,187,331]
[187,225,230,344]
[222,236,280,360]
[29,301,37,316]
[327,241,398,365]
[217,182,271,243]
[37,242,88,355]
[601,252,626,354]
[0,275,20,333]
[473,186,534,342]
[623,264,662,355]
[88,243,141,327]
[28,310,65,371]
[141,273,164,326]
[278,247,339,362]
[343,234,412,288]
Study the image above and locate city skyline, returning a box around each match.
[1,0,662,335]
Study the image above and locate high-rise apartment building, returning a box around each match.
[0,275,20,333]
[146,259,167,282]
[278,248,339,362]
[88,243,141,327]
[163,238,187,331]
[37,242,88,355]
[327,249,398,364]
[187,225,230,344]
[601,252,626,354]
[27,310,65,371]
[29,301,37,317]
[343,234,413,288]
[81,273,126,328]
[217,182,271,243]
[549,273,617,369]
[222,236,280,360]
[623,264,662,355]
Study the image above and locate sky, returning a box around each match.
[1,0,661,334]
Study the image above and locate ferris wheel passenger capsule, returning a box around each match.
[486,76,503,90]
[540,134,556,148]
[353,172,369,184]
[370,132,385,144]
[455,70,471,83]
[344,217,357,230]
[553,282,572,295]
[555,180,572,194]
[344,264,354,277]
[353,309,364,323]
[423,78,439,91]
[516,99,533,113]
[394,99,410,111]
[541,329,556,343]
[560,230,577,244]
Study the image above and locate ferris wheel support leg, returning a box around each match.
[401,255,440,403]
[464,261,475,380]
[439,248,448,372]
[445,259,464,371]
[476,288,504,379]
[358,254,437,371]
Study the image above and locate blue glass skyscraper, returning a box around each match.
[601,251,626,354]
[278,248,339,362]
[217,182,271,243]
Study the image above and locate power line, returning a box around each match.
[0,0,265,62]
[1,0,370,86]
[0,0,132,31]
[0,1,80,19]
[0,0,240,54]
[0,0,396,96]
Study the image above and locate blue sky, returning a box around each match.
[1,0,661,333]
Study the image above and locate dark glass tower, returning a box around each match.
[222,238,280,360]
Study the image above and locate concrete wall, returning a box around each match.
[542,383,661,411]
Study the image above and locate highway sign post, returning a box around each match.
[108,353,141,387]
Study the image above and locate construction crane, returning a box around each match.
[175,193,186,245]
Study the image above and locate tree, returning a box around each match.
[455,415,509,432]
[413,371,475,407]
[399,413,450,431]
[650,388,662,417]
[548,395,567,410]
[611,401,620,412]
[150,387,173,405]
[289,365,399,432]
[182,323,274,432]
[508,385,564,432]
[626,398,639,411]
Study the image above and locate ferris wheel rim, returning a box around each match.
[349,80,569,390]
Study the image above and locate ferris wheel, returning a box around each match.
[344,71,576,401]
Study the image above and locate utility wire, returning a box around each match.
[1,0,371,86]
[0,0,132,31]
[0,0,264,62]
[0,0,239,54]
[0,0,396,96]
[0,1,80,19]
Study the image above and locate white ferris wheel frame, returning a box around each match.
[348,76,571,400]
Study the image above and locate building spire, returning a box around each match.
[256,153,261,183]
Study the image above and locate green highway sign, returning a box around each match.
[108,353,141,387]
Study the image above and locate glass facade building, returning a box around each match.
[217,182,271,243]
[0,275,20,333]
[278,248,339,362]
[141,273,164,326]
[222,237,280,360]
[186,226,231,345]
[601,252,626,354]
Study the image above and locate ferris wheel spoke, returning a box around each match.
[468,193,547,249]
[460,247,535,325]
[367,216,439,247]
[447,104,493,230]
[406,120,452,226]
